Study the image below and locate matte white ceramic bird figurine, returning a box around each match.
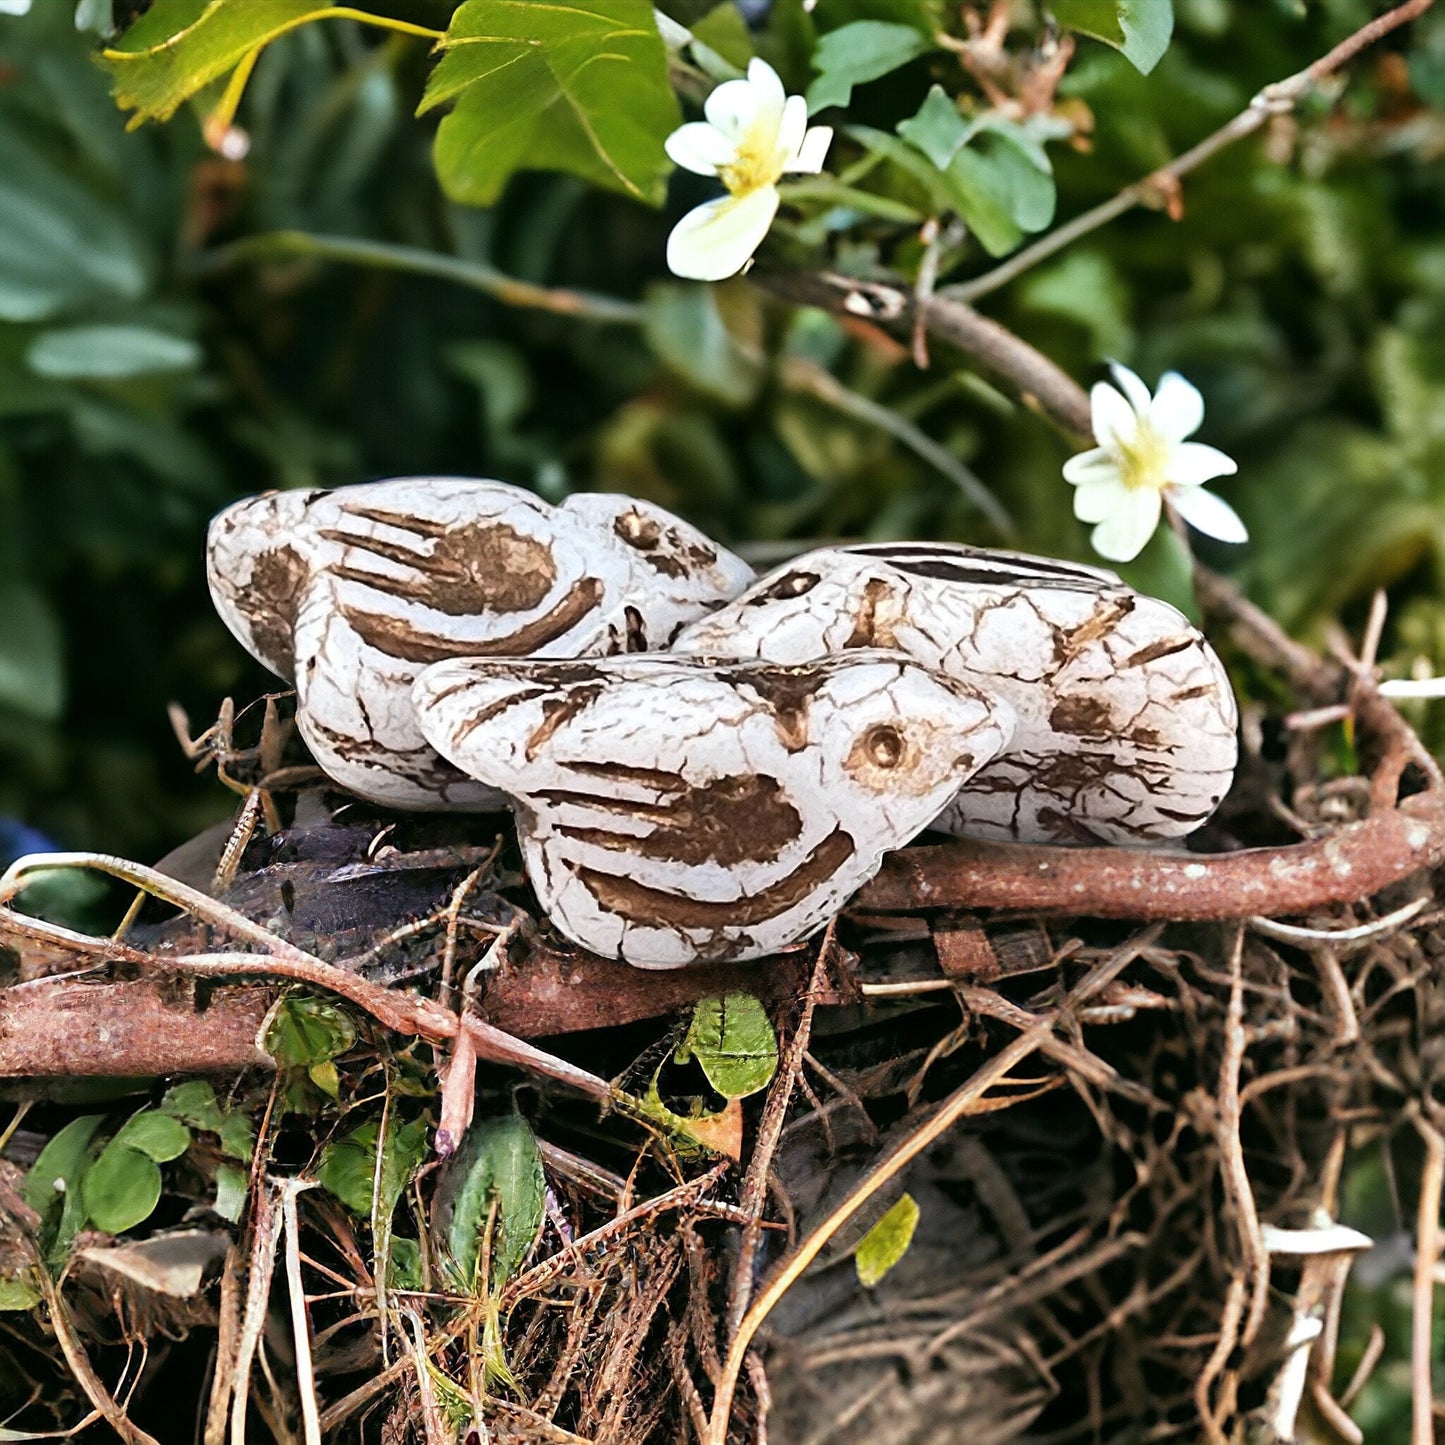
[206,478,755,809]
[412,651,1013,966]
[671,542,1238,845]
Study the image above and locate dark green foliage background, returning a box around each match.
[0,0,1441,866]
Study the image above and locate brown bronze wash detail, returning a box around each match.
[576,828,855,930]
[339,578,605,663]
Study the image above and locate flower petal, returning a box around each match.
[1149,371,1204,442]
[1072,477,1128,524]
[746,57,787,130]
[1167,442,1238,487]
[704,75,762,142]
[665,122,735,176]
[1062,448,1120,486]
[1091,382,1138,450]
[770,94,804,168]
[1169,485,1248,544]
[788,124,833,175]
[1090,488,1161,562]
[1107,361,1153,417]
[666,187,781,281]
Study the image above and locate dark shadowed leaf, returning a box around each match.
[421,0,679,207]
[0,585,64,722]
[264,994,356,1068]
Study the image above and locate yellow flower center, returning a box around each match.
[720,119,782,198]
[1116,420,1171,492]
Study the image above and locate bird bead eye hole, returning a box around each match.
[752,571,820,604]
[862,725,906,769]
[614,509,661,550]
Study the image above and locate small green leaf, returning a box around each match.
[21,1115,102,1217]
[806,21,928,113]
[0,584,63,722]
[946,125,1055,256]
[318,1116,428,1221]
[98,0,336,126]
[159,1082,224,1134]
[264,995,356,1068]
[83,1144,162,1234]
[213,1164,248,1223]
[897,84,969,170]
[676,994,778,1100]
[26,325,201,380]
[1049,0,1174,75]
[22,1114,102,1263]
[308,1060,341,1099]
[0,1276,41,1312]
[421,0,680,208]
[387,1237,423,1290]
[644,283,762,407]
[218,1113,254,1164]
[434,1115,545,1293]
[113,1110,190,1163]
[854,1192,920,1288]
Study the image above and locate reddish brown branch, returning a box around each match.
[857,787,1445,919]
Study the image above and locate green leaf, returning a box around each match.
[218,1114,254,1163]
[98,0,335,126]
[806,21,928,113]
[854,1192,920,1288]
[434,1114,545,1293]
[26,325,201,380]
[308,1059,341,1099]
[421,0,680,208]
[387,1236,423,1290]
[22,1116,102,1220]
[947,125,1056,256]
[264,995,356,1068]
[317,1115,428,1221]
[213,1164,248,1223]
[83,1144,162,1234]
[158,1082,224,1134]
[690,2,752,73]
[643,283,762,407]
[112,1110,190,1163]
[1049,0,1174,75]
[0,125,147,322]
[0,584,64,722]
[897,84,969,170]
[676,993,778,1099]
[0,1276,41,1312]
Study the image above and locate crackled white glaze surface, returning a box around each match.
[206,479,755,809]
[412,652,1013,966]
[672,542,1238,845]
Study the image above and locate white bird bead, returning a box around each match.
[671,542,1238,846]
[412,651,1013,967]
[206,478,755,810]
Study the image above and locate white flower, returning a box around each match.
[1063,362,1246,563]
[665,58,832,282]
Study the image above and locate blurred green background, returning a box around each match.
[0,0,1441,867]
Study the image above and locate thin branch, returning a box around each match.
[1410,1107,1444,1445]
[190,231,647,325]
[942,0,1436,306]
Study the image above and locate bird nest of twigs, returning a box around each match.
[1,569,1443,1445]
